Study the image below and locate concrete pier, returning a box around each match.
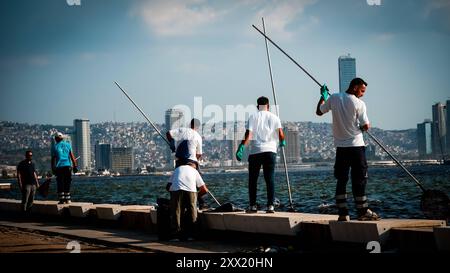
[0,198,448,252]
[329,219,446,243]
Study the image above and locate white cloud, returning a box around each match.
[424,0,450,18]
[253,0,317,40]
[133,0,220,37]
[373,33,394,43]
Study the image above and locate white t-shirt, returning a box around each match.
[247,110,282,155]
[319,92,370,147]
[169,165,205,192]
[169,128,202,162]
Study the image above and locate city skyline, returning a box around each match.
[1,1,450,130]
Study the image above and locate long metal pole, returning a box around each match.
[252,25,428,194]
[365,131,426,192]
[114,81,171,146]
[261,18,294,209]
[115,81,225,205]
[252,24,322,87]
[208,191,221,206]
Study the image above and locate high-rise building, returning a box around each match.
[338,54,356,93]
[165,109,185,131]
[366,144,377,160]
[165,109,185,167]
[73,119,91,171]
[417,119,433,158]
[446,100,450,156]
[95,143,111,171]
[284,123,301,163]
[431,103,446,158]
[111,147,134,174]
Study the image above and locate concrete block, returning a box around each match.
[32,200,68,216]
[201,212,226,231]
[68,202,94,218]
[330,219,446,243]
[0,198,22,212]
[0,183,12,190]
[95,204,122,220]
[120,210,154,232]
[434,226,450,251]
[121,205,155,211]
[150,208,157,225]
[222,212,337,236]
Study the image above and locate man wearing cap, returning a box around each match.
[51,132,78,204]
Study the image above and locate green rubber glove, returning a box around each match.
[235,143,245,162]
[320,84,330,101]
[280,139,286,147]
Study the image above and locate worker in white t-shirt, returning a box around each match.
[316,77,379,221]
[236,96,286,214]
[166,118,203,169]
[168,162,208,241]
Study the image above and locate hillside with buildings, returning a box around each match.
[0,120,418,176]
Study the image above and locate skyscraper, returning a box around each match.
[73,119,91,171]
[284,123,301,163]
[165,109,184,167]
[95,143,111,171]
[338,54,356,93]
[446,100,450,156]
[165,109,185,131]
[111,147,134,174]
[431,103,446,158]
[417,119,433,158]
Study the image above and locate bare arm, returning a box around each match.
[278,128,285,142]
[316,97,325,116]
[17,171,22,191]
[69,151,77,167]
[198,185,208,198]
[240,130,252,146]
[166,131,173,142]
[34,172,40,187]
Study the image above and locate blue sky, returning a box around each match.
[1,0,449,130]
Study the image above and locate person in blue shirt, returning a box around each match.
[51,132,78,204]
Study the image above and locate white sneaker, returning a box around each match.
[358,209,380,221]
[266,205,275,213]
[245,205,257,213]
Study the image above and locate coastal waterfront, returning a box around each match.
[1,165,449,219]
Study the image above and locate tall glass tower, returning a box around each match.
[73,119,91,171]
[165,109,184,168]
[338,54,356,93]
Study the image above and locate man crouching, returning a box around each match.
[168,162,208,241]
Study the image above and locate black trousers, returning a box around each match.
[334,146,369,216]
[56,166,72,201]
[248,152,276,207]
